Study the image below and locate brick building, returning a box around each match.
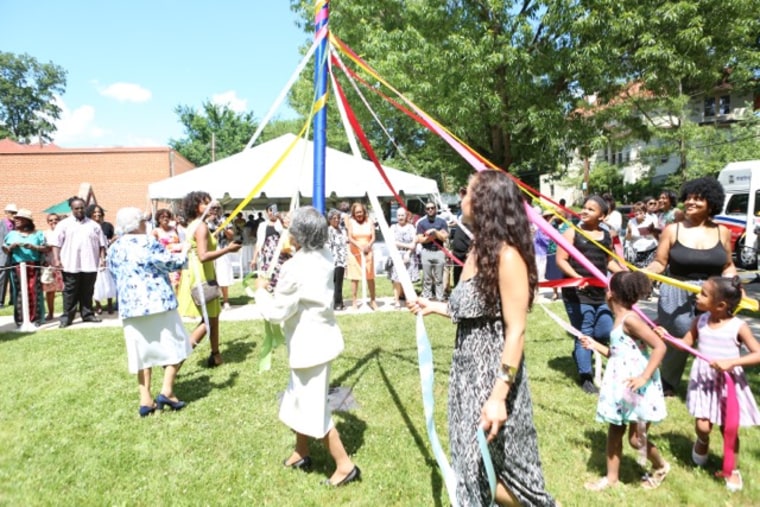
[0,139,194,223]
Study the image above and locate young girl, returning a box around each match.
[556,195,623,394]
[581,271,669,491]
[665,276,760,492]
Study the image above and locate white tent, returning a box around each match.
[148,133,439,207]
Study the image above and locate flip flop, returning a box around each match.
[641,462,670,490]
[584,477,618,491]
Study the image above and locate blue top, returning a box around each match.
[3,230,45,263]
[107,234,187,319]
[416,215,449,251]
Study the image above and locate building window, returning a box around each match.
[719,95,730,115]
[704,97,716,117]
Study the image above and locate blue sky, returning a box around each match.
[0,1,308,147]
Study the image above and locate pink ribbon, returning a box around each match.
[526,203,739,476]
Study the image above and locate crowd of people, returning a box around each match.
[4,174,760,501]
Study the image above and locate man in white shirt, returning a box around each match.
[52,197,107,328]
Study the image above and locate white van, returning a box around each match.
[715,160,760,268]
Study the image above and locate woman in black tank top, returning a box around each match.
[556,195,623,394]
[645,177,735,395]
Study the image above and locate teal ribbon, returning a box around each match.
[415,313,459,505]
[415,313,497,506]
[476,427,497,505]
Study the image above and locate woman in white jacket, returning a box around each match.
[255,206,361,487]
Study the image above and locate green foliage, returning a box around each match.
[0,52,67,143]
[169,102,258,166]
[571,0,760,181]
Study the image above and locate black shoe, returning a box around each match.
[581,379,599,394]
[82,316,102,323]
[206,352,222,368]
[156,393,186,411]
[324,466,362,487]
[59,321,70,328]
[283,456,312,471]
[661,381,676,397]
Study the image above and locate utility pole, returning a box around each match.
[211,132,216,163]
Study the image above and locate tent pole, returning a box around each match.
[312,0,329,213]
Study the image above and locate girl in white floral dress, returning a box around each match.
[582,271,669,491]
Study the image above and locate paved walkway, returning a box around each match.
[0,296,405,334]
[4,284,760,336]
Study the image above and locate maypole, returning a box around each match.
[312,0,329,213]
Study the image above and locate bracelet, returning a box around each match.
[496,364,518,385]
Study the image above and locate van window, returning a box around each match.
[726,194,748,214]
[755,190,760,216]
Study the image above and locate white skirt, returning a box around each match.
[123,310,192,374]
[279,363,334,439]
[94,267,117,301]
[214,254,234,287]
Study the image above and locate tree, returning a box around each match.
[169,102,258,166]
[570,0,760,183]
[289,0,585,190]
[0,52,67,143]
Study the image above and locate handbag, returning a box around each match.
[190,280,221,306]
[41,266,55,285]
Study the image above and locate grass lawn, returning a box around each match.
[1,280,759,506]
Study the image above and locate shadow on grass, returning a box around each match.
[582,427,658,485]
[376,356,445,507]
[0,329,35,343]
[328,346,450,504]
[187,332,257,370]
[547,355,577,383]
[178,370,241,403]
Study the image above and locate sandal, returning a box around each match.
[584,477,618,491]
[641,462,670,490]
[725,470,743,492]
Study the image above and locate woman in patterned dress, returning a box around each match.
[327,209,348,310]
[251,203,283,277]
[108,207,191,417]
[42,213,64,320]
[411,170,556,506]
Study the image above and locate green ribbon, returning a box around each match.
[259,320,285,372]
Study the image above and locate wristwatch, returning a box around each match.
[496,364,518,385]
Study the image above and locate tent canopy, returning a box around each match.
[148,133,439,209]
[43,200,71,214]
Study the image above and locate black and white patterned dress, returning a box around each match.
[448,277,555,506]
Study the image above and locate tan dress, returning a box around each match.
[347,218,374,281]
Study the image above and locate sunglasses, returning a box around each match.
[426,206,436,210]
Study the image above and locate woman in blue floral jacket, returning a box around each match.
[108,207,192,417]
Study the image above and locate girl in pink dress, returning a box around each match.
[670,276,760,492]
